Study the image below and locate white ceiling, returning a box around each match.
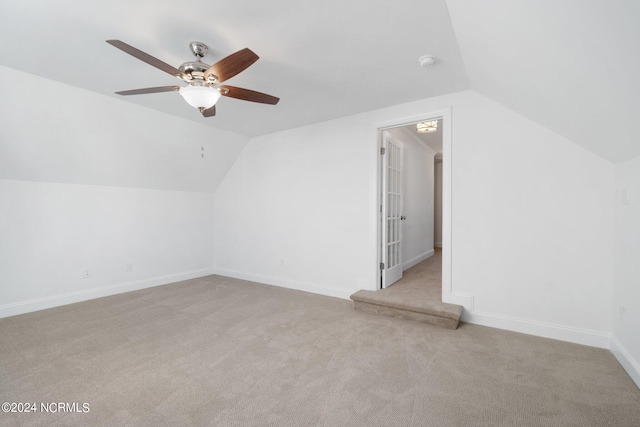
[1,0,639,163]
[0,0,468,137]
[447,0,640,163]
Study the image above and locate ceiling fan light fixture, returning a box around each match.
[178,85,221,109]
[417,120,438,133]
[107,40,279,117]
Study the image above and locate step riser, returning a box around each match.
[353,300,460,330]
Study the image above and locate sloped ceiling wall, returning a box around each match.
[446,0,640,163]
[0,0,470,138]
[0,66,248,192]
[3,1,638,163]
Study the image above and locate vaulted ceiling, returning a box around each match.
[1,0,638,163]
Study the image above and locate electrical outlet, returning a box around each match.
[126,263,134,272]
[82,268,91,278]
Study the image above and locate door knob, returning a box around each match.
[400,216,406,220]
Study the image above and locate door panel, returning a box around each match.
[381,133,403,288]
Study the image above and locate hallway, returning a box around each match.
[387,248,443,303]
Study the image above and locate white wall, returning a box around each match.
[0,66,247,193]
[0,180,214,316]
[212,114,374,299]
[213,90,615,348]
[0,66,249,317]
[434,158,443,247]
[612,155,640,387]
[451,92,615,348]
[386,128,435,270]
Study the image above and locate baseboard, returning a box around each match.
[403,249,434,271]
[211,268,353,300]
[434,242,442,248]
[0,268,215,319]
[447,291,609,348]
[465,308,636,381]
[465,309,611,348]
[611,336,640,389]
[445,289,612,350]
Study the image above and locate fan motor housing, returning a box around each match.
[180,42,216,81]
[179,61,210,74]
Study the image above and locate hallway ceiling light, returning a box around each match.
[417,121,438,133]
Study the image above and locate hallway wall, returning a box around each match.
[434,158,443,247]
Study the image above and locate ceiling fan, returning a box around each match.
[106,40,279,117]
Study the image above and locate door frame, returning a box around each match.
[373,107,453,302]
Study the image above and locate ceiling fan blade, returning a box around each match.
[106,40,185,79]
[201,105,216,117]
[115,86,181,96]
[220,85,280,105]
[204,48,259,83]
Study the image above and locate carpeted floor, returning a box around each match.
[393,247,444,301]
[351,249,463,328]
[1,274,639,426]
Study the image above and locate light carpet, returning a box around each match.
[351,249,463,329]
[1,274,639,426]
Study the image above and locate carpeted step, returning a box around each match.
[350,289,463,330]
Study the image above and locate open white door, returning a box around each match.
[381,132,404,288]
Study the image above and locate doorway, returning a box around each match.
[375,109,451,303]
